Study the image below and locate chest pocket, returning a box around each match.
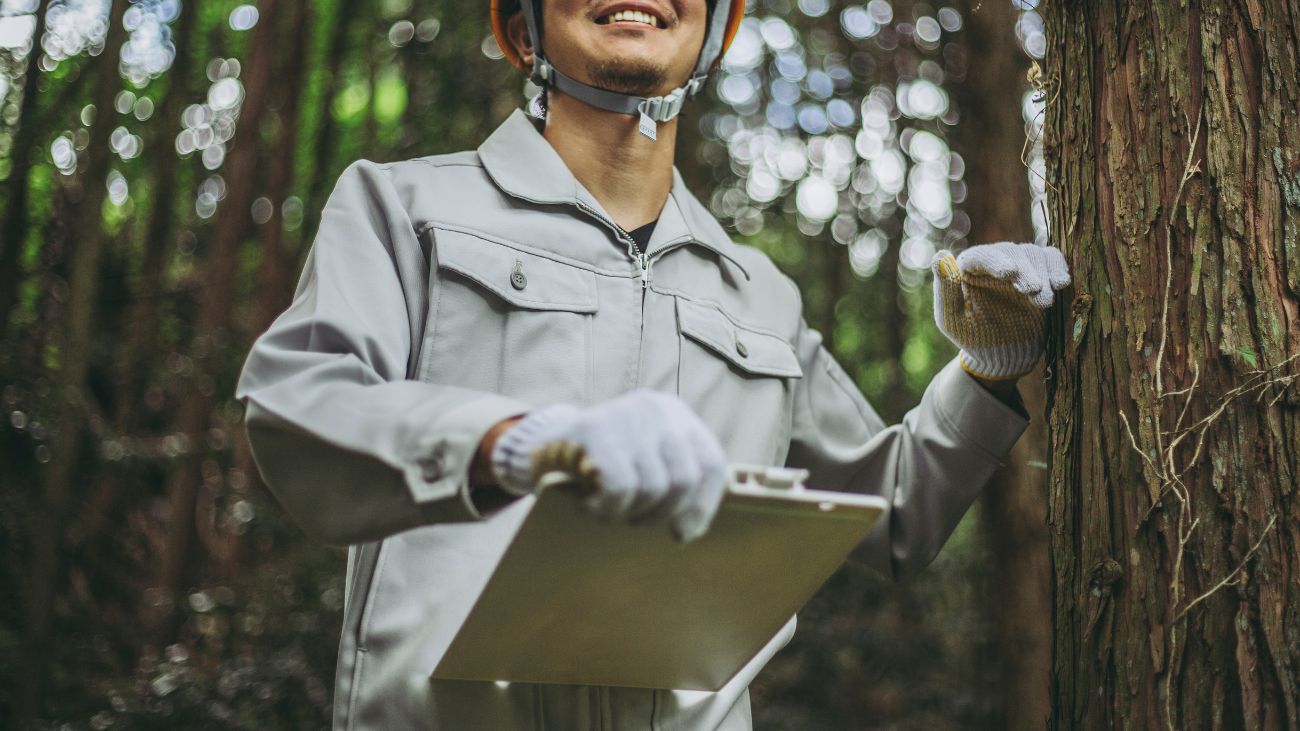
[674,297,802,465]
[420,228,598,405]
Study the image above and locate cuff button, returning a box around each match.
[419,442,449,482]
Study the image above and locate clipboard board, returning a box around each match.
[431,465,886,691]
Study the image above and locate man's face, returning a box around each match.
[536,1,709,98]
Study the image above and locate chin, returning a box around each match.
[586,57,673,97]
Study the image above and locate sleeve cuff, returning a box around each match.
[929,356,1030,461]
[402,393,531,519]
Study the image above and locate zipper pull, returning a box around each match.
[639,254,649,288]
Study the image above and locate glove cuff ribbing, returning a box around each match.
[959,343,1042,380]
[490,403,581,496]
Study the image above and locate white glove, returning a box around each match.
[931,242,1071,380]
[490,389,729,542]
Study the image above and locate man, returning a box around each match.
[235,0,1070,728]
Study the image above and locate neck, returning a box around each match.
[542,91,677,232]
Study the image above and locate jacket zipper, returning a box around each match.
[574,200,643,270]
[568,199,705,289]
[575,199,649,389]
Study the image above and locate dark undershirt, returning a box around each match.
[625,219,658,254]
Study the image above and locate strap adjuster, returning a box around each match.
[638,86,689,123]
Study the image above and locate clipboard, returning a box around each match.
[431,465,886,691]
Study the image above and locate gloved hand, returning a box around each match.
[931,242,1071,380]
[490,389,729,542]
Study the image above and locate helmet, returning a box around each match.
[489,0,747,140]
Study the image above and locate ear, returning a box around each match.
[505,11,536,69]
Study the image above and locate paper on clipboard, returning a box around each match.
[431,465,886,691]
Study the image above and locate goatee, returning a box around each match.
[588,60,666,97]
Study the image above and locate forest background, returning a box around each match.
[0,0,1054,728]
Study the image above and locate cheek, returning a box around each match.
[678,1,710,54]
[682,0,711,28]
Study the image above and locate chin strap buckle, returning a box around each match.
[637,79,702,141]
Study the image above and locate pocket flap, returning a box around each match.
[677,299,802,378]
[433,229,598,313]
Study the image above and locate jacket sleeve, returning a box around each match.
[784,320,1029,582]
[235,160,530,545]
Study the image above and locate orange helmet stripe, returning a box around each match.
[718,0,746,67]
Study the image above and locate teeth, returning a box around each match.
[604,9,661,27]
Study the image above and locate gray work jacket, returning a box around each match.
[235,109,1028,730]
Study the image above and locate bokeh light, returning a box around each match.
[703,0,972,294]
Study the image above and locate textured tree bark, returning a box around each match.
[949,2,1051,728]
[1042,1,1300,727]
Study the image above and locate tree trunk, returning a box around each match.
[253,0,310,334]
[1042,1,1300,727]
[66,0,203,574]
[18,1,126,723]
[302,0,355,248]
[115,0,200,422]
[949,2,1050,728]
[154,0,282,623]
[0,0,52,341]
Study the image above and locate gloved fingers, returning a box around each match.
[930,250,969,317]
[1006,246,1051,305]
[1026,284,1056,308]
[624,443,672,519]
[954,242,1019,280]
[628,430,699,526]
[1044,245,1072,290]
[671,427,729,543]
[530,440,586,480]
[581,438,639,519]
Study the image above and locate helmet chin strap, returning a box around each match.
[536,58,705,141]
[516,0,711,142]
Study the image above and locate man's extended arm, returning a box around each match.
[236,160,530,544]
[783,325,1029,583]
[784,243,1067,582]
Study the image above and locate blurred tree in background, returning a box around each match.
[0,0,1048,727]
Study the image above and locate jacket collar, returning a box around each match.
[478,109,750,279]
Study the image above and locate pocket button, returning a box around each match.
[735,338,749,358]
[510,260,528,290]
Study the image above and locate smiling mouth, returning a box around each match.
[596,9,666,29]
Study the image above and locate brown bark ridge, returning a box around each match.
[949,1,1050,729]
[18,1,127,724]
[154,0,283,625]
[1042,1,1300,728]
